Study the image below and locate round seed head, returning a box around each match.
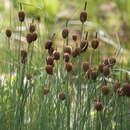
[64,45,72,54]
[53,50,60,60]
[103,66,110,77]
[18,10,25,22]
[113,81,120,92]
[63,53,70,62]
[46,56,54,65]
[26,33,33,43]
[72,47,81,57]
[72,34,78,41]
[32,32,38,41]
[98,64,104,73]
[82,62,89,72]
[29,24,35,33]
[48,47,54,56]
[117,88,125,97]
[46,65,53,75]
[80,11,87,23]
[6,28,12,38]
[62,28,69,39]
[66,62,73,72]
[122,83,130,97]
[102,86,110,95]
[91,39,99,49]
[109,57,116,65]
[95,102,103,111]
[59,92,66,100]
[44,88,49,95]
[45,40,53,50]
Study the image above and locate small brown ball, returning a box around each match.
[6,28,12,38]
[98,64,104,73]
[44,88,49,95]
[64,45,72,54]
[95,102,103,111]
[72,47,81,57]
[53,50,60,60]
[103,66,110,77]
[18,11,25,22]
[45,40,53,50]
[32,32,38,41]
[82,62,89,72]
[80,11,87,23]
[29,24,35,33]
[113,81,120,92]
[46,56,54,65]
[91,39,99,49]
[122,83,130,97]
[66,62,73,72]
[59,92,66,100]
[109,57,116,65]
[63,53,70,62]
[102,86,110,95]
[48,47,54,56]
[26,33,33,43]
[62,28,69,39]
[46,65,53,75]
[72,34,78,41]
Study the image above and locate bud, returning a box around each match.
[95,102,103,111]
[53,50,60,60]
[26,33,33,43]
[82,62,89,72]
[6,28,12,38]
[18,11,25,22]
[64,45,72,54]
[62,28,69,39]
[46,65,53,75]
[63,53,70,62]
[102,86,109,95]
[66,62,73,72]
[59,92,66,100]
[45,40,53,50]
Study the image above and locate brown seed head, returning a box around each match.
[46,65,53,75]
[80,11,87,23]
[102,86,109,95]
[6,28,12,38]
[29,24,35,33]
[48,47,54,56]
[113,81,120,92]
[63,53,70,62]
[44,88,49,95]
[18,11,25,22]
[59,92,66,100]
[91,39,99,49]
[103,66,110,77]
[122,83,130,97]
[109,57,116,65]
[45,40,53,50]
[64,45,72,54]
[95,102,103,111]
[26,33,33,43]
[98,64,104,73]
[82,62,89,72]
[32,32,38,41]
[72,34,78,41]
[66,62,73,72]
[46,56,54,65]
[91,70,97,80]
[72,47,81,57]
[62,28,69,39]
[53,50,60,60]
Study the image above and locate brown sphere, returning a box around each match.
[91,70,97,80]
[48,47,54,56]
[122,83,130,97]
[109,57,116,65]
[26,33,33,43]
[91,39,99,49]
[45,40,53,50]
[64,45,72,54]
[95,102,103,111]
[82,62,89,72]
[21,50,27,64]
[62,28,69,39]
[32,32,38,41]
[102,86,109,95]
[44,88,49,95]
[72,47,80,57]
[46,56,54,65]
[80,11,87,23]
[18,11,25,22]
[63,53,70,62]
[59,92,66,100]
[6,28,12,38]
[29,24,35,33]
[46,65,53,75]
[72,34,78,41]
[103,66,110,77]
[98,64,104,73]
[113,81,120,92]
[53,50,60,60]
[117,88,125,97]
[66,62,73,72]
